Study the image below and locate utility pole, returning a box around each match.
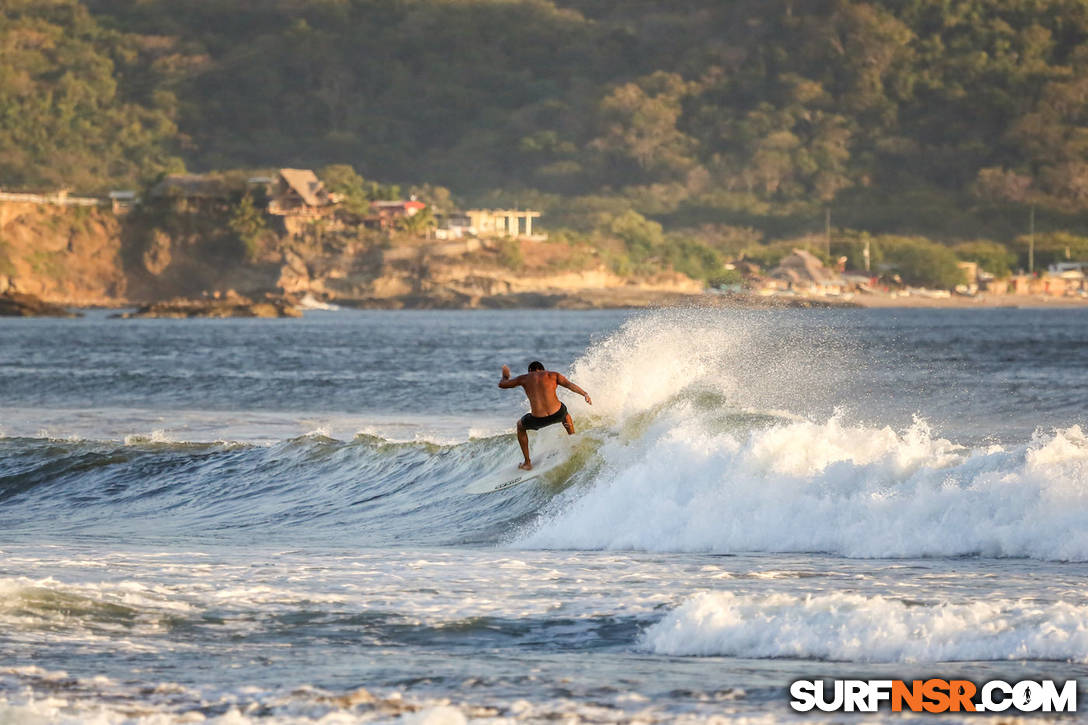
[825,207,831,258]
[1029,203,1035,275]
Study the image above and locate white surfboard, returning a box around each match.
[466,446,570,494]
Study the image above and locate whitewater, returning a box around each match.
[3,307,1088,722]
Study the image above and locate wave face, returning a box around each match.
[0,432,576,546]
[640,591,1088,662]
[5,309,1088,559]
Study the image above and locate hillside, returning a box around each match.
[3,0,1088,287]
[3,3,1087,229]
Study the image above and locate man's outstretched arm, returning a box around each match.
[556,373,592,405]
[498,364,524,389]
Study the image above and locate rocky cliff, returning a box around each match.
[0,202,125,305]
[0,201,703,308]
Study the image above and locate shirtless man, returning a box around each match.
[498,361,592,470]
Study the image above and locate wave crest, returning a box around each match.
[641,590,1088,662]
[517,413,1088,560]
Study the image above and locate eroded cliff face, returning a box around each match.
[339,258,703,307]
[0,203,126,305]
[0,203,703,307]
[280,238,703,307]
[121,224,282,303]
[0,201,281,304]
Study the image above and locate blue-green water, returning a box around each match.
[3,307,1088,722]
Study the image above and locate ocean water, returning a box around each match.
[4,307,1088,723]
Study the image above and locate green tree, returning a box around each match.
[407,184,456,214]
[0,0,182,190]
[954,241,1017,277]
[228,192,268,260]
[320,164,371,214]
[1013,232,1088,270]
[878,236,965,289]
[7,0,1086,246]
[396,207,436,235]
[661,234,721,281]
[606,210,664,263]
[590,72,698,182]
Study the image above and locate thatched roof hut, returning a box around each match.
[770,249,839,287]
[269,169,337,215]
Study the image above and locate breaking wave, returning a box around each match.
[641,590,1088,662]
[510,311,1088,561]
[4,310,1088,560]
[517,414,1088,560]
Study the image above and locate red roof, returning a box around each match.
[370,200,426,212]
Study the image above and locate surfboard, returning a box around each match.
[466,445,570,494]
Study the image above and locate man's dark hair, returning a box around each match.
[528,361,545,372]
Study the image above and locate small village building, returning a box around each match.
[1049,262,1088,276]
[268,169,339,217]
[1046,263,1088,295]
[954,261,980,294]
[1009,274,1033,295]
[466,209,542,239]
[956,261,979,286]
[0,188,103,207]
[149,174,234,212]
[1002,271,1086,297]
[768,249,846,296]
[1042,275,1070,296]
[434,212,472,240]
[372,200,426,216]
[108,190,139,214]
[841,271,878,291]
[365,199,427,229]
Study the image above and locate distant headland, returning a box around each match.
[1,167,1087,316]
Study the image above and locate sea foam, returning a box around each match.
[641,590,1088,662]
[519,411,1088,559]
[518,310,1088,561]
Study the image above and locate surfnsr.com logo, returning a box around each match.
[790,679,1077,713]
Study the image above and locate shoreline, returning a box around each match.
[9,289,1088,316]
[849,292,1088,309]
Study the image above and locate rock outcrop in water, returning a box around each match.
[0,292,80,317]
[120,294,302,319]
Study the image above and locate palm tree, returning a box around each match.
[397,206,436,236]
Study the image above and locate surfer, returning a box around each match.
[498,361,591,470]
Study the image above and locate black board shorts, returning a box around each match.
[520,403,568,431]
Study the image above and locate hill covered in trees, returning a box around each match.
[4,0,1088,281]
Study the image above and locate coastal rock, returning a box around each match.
[0,201,126,306]
[277,249,312,294]
[141,229,172,275]
[0,292,80,317]
[121,295,302,319]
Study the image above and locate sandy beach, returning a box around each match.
[850,292,1088,308]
